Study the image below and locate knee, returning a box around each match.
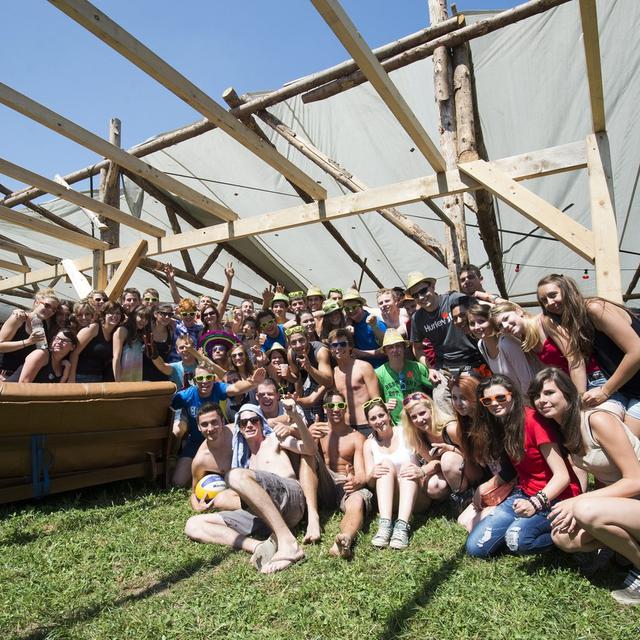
[439,451,463,476]
[184,515,203,541]
[225,467,251,490]
[551,528,581,553]
[572,499,600,528]
[427,474,449,500]
[465,524,494,559]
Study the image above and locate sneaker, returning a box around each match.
[389,519,411,550]
[611,569,640,606]
[371,518,393,548]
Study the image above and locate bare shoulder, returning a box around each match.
[355,359,375,375]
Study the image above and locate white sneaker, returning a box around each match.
[611,569,640,605]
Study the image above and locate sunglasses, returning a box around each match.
[288,291,304,299]
[144,297,158,302]
[363,397,384,410]
[285,325,305,337]
[479,393,513,407]
[202,311,218,317]
[402,392,429,406]
[194,374,216,383]
[329,340,349,349]
[180,312,197,318]
[344,305,361,314]
[260,319,276,329]
[157,311,172,318]
[398,372,407,393]
[41,301,58,311]
[411,286,431,299]
[210,346,227,352]
[239,416,261,427]
[93,297,107,302]
[53,336,72,344]
[231,351,245,358]
[324,401,347,409]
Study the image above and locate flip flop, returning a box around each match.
[260,551,306,575]
[250,535,277,571]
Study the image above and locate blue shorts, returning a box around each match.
[588,371,640,420]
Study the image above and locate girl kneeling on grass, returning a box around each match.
[363,398,429,549]
[530,367,640,605]
[465,374,581,558]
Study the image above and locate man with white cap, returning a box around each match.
[405,272,484,410]
[343,288,387,368]
[375,328,432,425]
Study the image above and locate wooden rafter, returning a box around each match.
[0,82,238,223]
[165,206,196,275]
[578,0,606,133]
[196,245,224,279]
[49,0,327,201]
[0,236,58,264]
[104,239,148,301]
[0,141,589,293]
[0,258,30,273]
[0,203,108,251]
[0,157,164,238]
[458,160,595,262]
[312,0,446,173]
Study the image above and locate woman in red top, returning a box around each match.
[466,374,581,558]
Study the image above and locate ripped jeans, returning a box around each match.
[465,490,552,558]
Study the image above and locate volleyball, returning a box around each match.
[194,473,226,501]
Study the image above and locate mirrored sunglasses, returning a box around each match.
[194,374,216,383]
[323,401,347,410]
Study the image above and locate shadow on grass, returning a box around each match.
[378,545,467,640]
[19,554,228,640]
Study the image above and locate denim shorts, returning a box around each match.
[587,372,640,420]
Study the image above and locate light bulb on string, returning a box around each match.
[514,264,520,273]
[582,269,589,280]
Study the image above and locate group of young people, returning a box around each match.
[2,262,640,603]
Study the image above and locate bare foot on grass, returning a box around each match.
[260,545,305,574]
[303,521,321,544]
[328,533,353,559]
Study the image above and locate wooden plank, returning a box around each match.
[0,203,108,251]
[0,258,30,273]
[49,0,327,201]
[62,258,92,298]
[104,239,147,301]
[0,236,59,264]
[0,141,589,292]
[196,244,224,279]
[0,82,238,223]
[0,157,165,238]
[311,0,446,173]
[165,206,196,275]
[458,160,595,262]
[92,249,107,290]
[579,0,606,133]
[586,132,622,301]
[54,174,108,231]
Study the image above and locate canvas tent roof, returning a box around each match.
[0,1,637,318]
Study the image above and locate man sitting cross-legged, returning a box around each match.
[184,398,316,574]
[310,389,373,559]
[188,402,236,512]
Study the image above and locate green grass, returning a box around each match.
[1,481,639,640]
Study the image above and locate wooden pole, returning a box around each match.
[625,263,640,299]
[452,41,507,296]
[165,205,196,275]
[196,245,224,279]
[302,0,573,103]
[428,0,467,289]
[98,117,122,257]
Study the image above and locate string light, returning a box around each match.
[582,269,590,280]
[514,264,520,273]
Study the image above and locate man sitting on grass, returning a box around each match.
[184,398,316,574]
[311,389,372,559]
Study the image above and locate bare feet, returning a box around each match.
[260,545,305,574]
[303,520,321,545]
[329,533,353,559]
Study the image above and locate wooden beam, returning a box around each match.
[578,0,606,133]
[54,174,107,231]
[458,160,595,262]
[0,182,93,237]
[104,239,148,301]
[0,82,238,223]
[49,0,327,201]
[165,206,196,275]
[196,245,224,279]
[0,141,589,292]
[92,249,107,290]
[311,0,446,173]
[0,258,30,273]
[0,236,58,264]
[0,297,29,311]
[0,203,108,251]
[586,132,621,301]
[61,258,92,298]
[98,116,122,250]
[625,263,640,299]
[0,157,166,238]
[303,0,574,103]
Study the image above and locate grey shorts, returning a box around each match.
[317,453,373,515]
[218,470,305,537]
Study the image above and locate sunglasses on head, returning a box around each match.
[363,397,384,410]
[194,374,216,383]
[285,325,305,337]
[144,296,158,302]
[329,340,348,349]
[288,291,304,299]
[180,312,197,318]
[323,401,346,410]
[239,416,261,427]
[402,392,429,406]
[411,286,431,300]
[479,393,512,407]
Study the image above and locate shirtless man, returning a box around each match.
[329,328,381,435]
[184,399,315,573]
[189,403,235,512]
[310,389,372,558]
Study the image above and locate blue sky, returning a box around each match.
[1,0,518,195]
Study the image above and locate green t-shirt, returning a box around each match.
[375,360,432,424]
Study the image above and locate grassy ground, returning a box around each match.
[1,481,639,640]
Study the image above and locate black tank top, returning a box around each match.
[0,323,36,373]
[77,323,114,381]
[8,359,64,383]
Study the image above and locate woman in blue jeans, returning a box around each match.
[466,374,581,558]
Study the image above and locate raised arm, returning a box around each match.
[216,262,234,318]
[277,397,316,456]
[163,263,181,304]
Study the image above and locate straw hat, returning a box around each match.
[381,328,408,349]
[405,271,436,294]
[306,286,324,298]
[267,341,287,356]
[342,288,367,306]
[270,293,289,307]
[322,300,342,315]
